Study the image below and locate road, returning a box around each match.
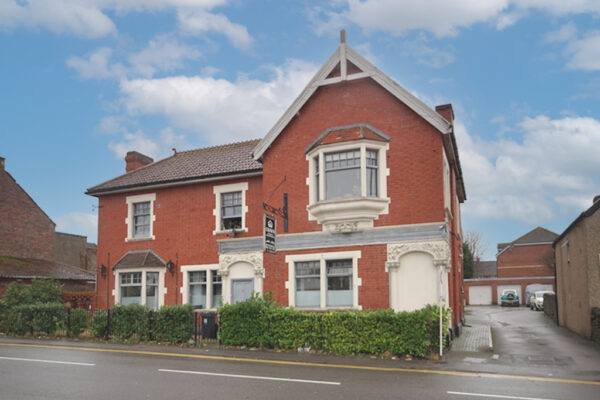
[0,307,599,399]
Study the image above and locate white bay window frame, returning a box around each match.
[306,140,390,232]
[113,268,166,309]
[180,264,222,310]
[285,251,362,310]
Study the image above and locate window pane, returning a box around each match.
[295,261,320,307]
[146,272,159,285]
[189,271,207,283]
[327,260,352,306]
[325,168,360,200]
[121,286,141,306]
[314,157,320,202]
[212,274,222,308]
[221,191,242,230]
[190,283,207,308]
[367,167,378,197]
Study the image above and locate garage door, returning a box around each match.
[469,285,492,305]
[497,284,522,304]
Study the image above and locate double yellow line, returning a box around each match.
[1,342,598,386]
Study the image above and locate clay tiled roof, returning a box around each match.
[87,140,262,195]
[304,123,390,153]
[498,227,558,252]
[0,256,95,280]
[112,250,166,270]
[473,261,497,278]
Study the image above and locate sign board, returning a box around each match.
[263,214,276,253]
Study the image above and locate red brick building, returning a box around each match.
[465,227,557,305]
[0,157,95,297]
[87,36,467,335]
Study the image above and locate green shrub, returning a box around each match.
[90,309,108,339]
[29,279,62,304]
[6,303,66,336]
[69,308,90,337]
[151,304,193,343]
[219,297,451,357]
[1,282,33,308]
[110,304,150,341]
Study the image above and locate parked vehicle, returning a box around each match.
[531,291,554,311]
[500,289,520,307]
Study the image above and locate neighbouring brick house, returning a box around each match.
[0,157,95,297]
[554,195,600,342]
[87,35,467,336]
[465,227,557,305]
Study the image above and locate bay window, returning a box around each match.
[117,270,164,310]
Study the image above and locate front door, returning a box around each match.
[231,278,254,304]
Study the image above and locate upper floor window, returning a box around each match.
[305,126,390,233]
[213,182,248,235]
[126,193,156,241]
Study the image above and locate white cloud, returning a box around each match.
[564,31,600,71]
[54,212,98,243]
[457,115,600,224]
[107,127,189,160]
[0,0,250,45]
[314,0,600,38]
[544,22,577,43]
[67,47,127,80]
[0,0,116,38]
[177,9,253,50]
[119,59,318,144]
[402,36,455,68]
[68,36,201,79]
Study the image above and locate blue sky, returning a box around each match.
[2,0,600,260]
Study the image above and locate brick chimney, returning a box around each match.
[0,156,5,170]
[125,151,153,172]
[435,104,454,125]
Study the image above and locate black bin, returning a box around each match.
[201,311,218,339]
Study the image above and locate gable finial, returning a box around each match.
[340,29,346,44]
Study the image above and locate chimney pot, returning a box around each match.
[0,157,5,170]
[125,151,153,173]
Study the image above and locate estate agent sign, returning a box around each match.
[264,214,276,253]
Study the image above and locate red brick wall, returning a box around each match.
[260,78,446,234]
[95,176,263,308]
[0,169,55,260]
[497,243,554,278]
[263,244,389,310]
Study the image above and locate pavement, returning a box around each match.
[450,324,492,352]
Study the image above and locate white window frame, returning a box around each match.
[180,264,222,310]
[125,193,156,242]
[113,268,166,309]
[307,141,389,205]
[285,251,362,310]
[213,182,248,235]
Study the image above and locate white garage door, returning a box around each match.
[497,284,522,303]
[469,285,492,305]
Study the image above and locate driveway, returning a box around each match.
[449,305,600,380]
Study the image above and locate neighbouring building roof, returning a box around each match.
[554,196,600,246]
[0,256,95,281]
[86,140,262,196]
[112,250,166,270]
[473,261,497,278]
[304,123,390,153]
[497,227,559,253]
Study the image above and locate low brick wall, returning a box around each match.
[543,293,558,323]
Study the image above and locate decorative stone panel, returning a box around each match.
[386,240,450,271]
[219,251,264,277]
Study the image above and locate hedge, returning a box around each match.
[5,303,66,336]
[219,296,450,357]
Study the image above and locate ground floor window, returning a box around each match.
[181,265,222,309]
[286,251,361,310]
[118,270,163,310]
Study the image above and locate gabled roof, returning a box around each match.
[473,261,497,279]
[497,227,558,254]
[0,167,55,227]
[304,123,390,154]
[112,250,166,270]
[0,256,95,281]
[553,196,600,247]
[87,140,262,196]
[252,39,452,161]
